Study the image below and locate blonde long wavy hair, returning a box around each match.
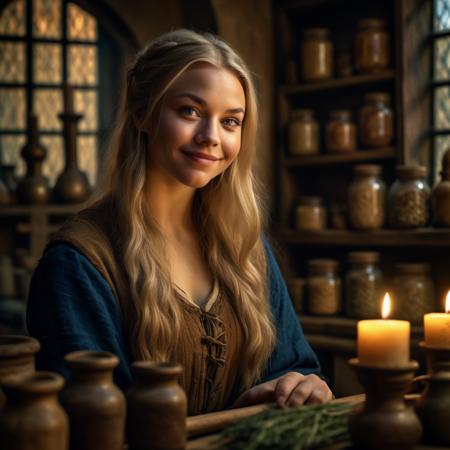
[95,29,275,388]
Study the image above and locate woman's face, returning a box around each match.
[146,63,246,189]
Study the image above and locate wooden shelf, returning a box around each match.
[283,147,396,167]
[0,204,85,217]
[279,228,450,247]
[280,70,396,95]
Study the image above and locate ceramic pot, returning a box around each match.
[0,371,69,450]
[127,361,187,450]
[59,350,126,450]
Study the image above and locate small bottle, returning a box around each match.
[307,259,341,315]
[355,18,390,73]
[295,196,327,230]
[348,164,386,230]
[345,251,383,319]
[359,92,394,148]
[388,165,430,228]
[325,110,357,153]
[392,263,435,324]
[288,109,319,155]
[432,148,450,227]
[300,28,333,81]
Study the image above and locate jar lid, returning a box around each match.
[354,164,382,176]
[298,196,323,206]
[330,109,352,120]
[394,263,431,273]
[357,18,387,29]
[302,28,331,40]
[348,251,380,264]
[308,258,339,272]
[291,109,314,120]
[396,165,427,180]
[363,92,391,104]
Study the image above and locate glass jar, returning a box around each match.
[288,109,319,155]
[392,263,435,324]
[307,259,341,315]
[432,169,450,227]
[359,92,394,148]
[388,165,430,228]
[348,164,386,229]
[295,196,326,230]
[300,28,333,81]
[325,110,357,153]
[355,18,390,73]
[345,251,383,319]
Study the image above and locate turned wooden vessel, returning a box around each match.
[0,335,40,408]
[127,361,187,450]
[59,350,126,450]
[0,371,68,450]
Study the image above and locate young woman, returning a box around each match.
[26,29,332,415]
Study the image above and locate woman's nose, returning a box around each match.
[195,120,220,147]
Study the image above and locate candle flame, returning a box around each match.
[446,291,450,313]
[382,293,391,319]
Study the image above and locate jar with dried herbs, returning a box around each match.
[355,18,390,73]
[307,259,341,315]
[345,252,383,319]
[288,109,319,155]
[325,110,357,153]
[348,164,386,229]
[295,196,327,230]
[392,263,435,324]
[300,28,333,81]
[388,165,430,228]
[359,92,394,148]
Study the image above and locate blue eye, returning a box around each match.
[179,106,199,117]
[223,117,241,127]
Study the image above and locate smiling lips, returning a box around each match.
[182,150,222,166]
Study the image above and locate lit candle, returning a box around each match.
[358,293,410,366]
[424,291,450,348]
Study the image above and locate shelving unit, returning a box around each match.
[272,0,437,396]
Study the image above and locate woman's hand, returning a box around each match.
[233,372,333,408]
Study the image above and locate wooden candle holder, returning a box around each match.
[416,342,450,447]
[348,358,422,450]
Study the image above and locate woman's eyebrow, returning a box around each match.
[174,92,245,115]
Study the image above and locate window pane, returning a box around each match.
[41,135,64,186]
[0,134,26,178]
[33,88,63,131]
[435,135,450,182]
[434,86,450,129]
[33,0,61,38]
[68,45,97,85]
[0,42,26,83]
[0,0,25,36]
[67,3,97,42]
[75,89,97,132]
[435,38,450,81]
[78,135,97,186]
[0,88,26,130]
[33,43,62,84]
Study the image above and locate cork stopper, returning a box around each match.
[394,263,431,274]
[396,165,427,180]
[357,18,387,30]
[354,164,382,176]
[298,196,323,206]
[291,109,315,120]
[302,28,331,41]
[308,259,339,274]
[348,251,380,264]
[330,109,353,121]
[364,92,391,105]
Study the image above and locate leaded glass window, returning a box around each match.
[432,0,450,182]
[0,0,98,187]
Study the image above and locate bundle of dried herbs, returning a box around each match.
[220,401,356,450]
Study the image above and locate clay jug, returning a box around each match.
[0,371,68,450]
[127,361,187,450]
[59,350,126,450]
[0,335,40,408]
